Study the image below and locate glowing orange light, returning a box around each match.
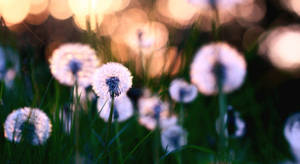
[259,26,300,72]
[29,0,48,15]
[73,14,103,31]
[0,0,30,24]
[49,0,73,20]
[68,0,112,16]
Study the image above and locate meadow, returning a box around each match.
[0,0,300,163]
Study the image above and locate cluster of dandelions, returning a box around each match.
[4,107,52,145]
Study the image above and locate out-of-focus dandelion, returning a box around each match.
[190,42,247,95]
[284,113,300,162]
[138,95,177,130]
[123,21,169,55]
[49,43,100,88]
[0,46,20,88]
[259,25,300,72]
[97,96,134,122]
[92,62,133,99]
[169,78,198,103]
[4,107,52,145]
[59,104,73,134]
[216,106,246,138]
[161,125,187,153]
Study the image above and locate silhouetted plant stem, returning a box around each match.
[217,80,228,162]
[74,77,80,164]
[114,121,124,164]
[154,125,160,164]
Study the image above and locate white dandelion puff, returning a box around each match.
[4,107,52,145]
[138,95,177,130]
[92,62,133,99]
[161,125,187,153]
[49,43,100,88]
[190,42,247,95]
[169,78,198,103]
[216,106,246,138]
[284,113,300,162]
[97,96,134,122]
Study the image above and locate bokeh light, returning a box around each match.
[259,25,300,72]
[29,0,48,15]
[49,0,73,20]
[0,0,31,25]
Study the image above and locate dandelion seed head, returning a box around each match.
[138,95,177,130]
[92,62,132,99]
[4,107,52,145]
[49,43,100,87]
[284,113,300,150]
[190,42,246,95]
[169,78,198,103]
[161,125,187,153]
[97,96,134,122]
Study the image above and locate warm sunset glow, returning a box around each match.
[29,0,48,15]
[68,0,113,16]
[49,0,73,20]
[259,26,300,72]
[73,14,103,31]
[0,0,30,24]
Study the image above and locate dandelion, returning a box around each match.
[49,43,100,88]
[59,104,73,134]
[216,106,246,138]
[92,62,133,99]
[97,96,134,122]
[190,42,247,95]
[161,125,187,153]
[4,107,52,145]
[169,78,198,103]
[284,113,300,162]
[138,95,177,130]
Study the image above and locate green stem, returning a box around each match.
[74,77,80,164]
[153,124,160,164]
[114,121,124,164]
[105,96,115,161]
[179,103,184,127]
[217,80,227,162]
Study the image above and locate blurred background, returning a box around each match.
[1,0,300,163]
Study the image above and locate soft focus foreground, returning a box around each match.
[0,0,300,163]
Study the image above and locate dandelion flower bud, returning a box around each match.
[190,42,246,95]
[92,62,133,99]
[169,78,198,103]
[4,107,52,145]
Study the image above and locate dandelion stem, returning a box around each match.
[154,124,160,164]
[114,121,124,164]
[105,96,115,161]
[217,80,228,162]
[74,77,80,164]
[179,103,184,127]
